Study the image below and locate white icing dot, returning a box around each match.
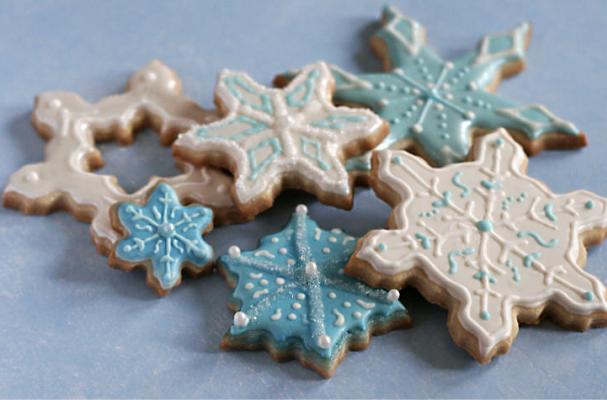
[328,237,337,243]
[331,228,342,234]
[442,83,450,90]
[292,302,302,310]
[416,99,424,106]
[228,246,241,258]
[167,79,177,90]
[317,335,332,349]
[434,103,444,111]
[145,71,157,81]
[244,282,254,290]
[296,293,306,300]
[328,292,337,299]
[353,311,362,319]
[288,313,297,320]
[287,259,295,266]
[445,61,454,69]
[234,312,249,327]
[444,93,454,100]
[276,277,285,285]
[343,301,351,308]
[322,247,331,254]
[271,237,279,243]
[24,171,39,183]
[295,204,308,215]
[426,82,434,89]
[468,82,478,91]
[305,261,318,276]
[411,124,423,134]
[48,98,62,109]
[260,279,269,286]
[79,122,89,131]
[387,289,400,303]
[279,247,288,255]
[465,111,476,120]
[412,88,421,95]
[123,245,132,252]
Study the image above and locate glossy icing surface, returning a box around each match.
[281,6,581,170]
[114,183,213,290]
[174,62,385,206]
[219,205,407,362]
[3,60,234,252]
[355,130,607,357]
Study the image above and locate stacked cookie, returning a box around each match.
[4,6,607,378]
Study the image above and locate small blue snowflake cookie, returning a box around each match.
[217,205,410,377]
[109,183,214,296]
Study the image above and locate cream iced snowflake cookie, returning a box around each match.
[173,62,388,216]
[346,130,607,363]
[3,60,246,255]
[218,205,409,377]
[276,6,585,181]
[109,183,213,295]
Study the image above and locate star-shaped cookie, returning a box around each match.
[276,6,585,179]
[173,62,387,216]
[109,183,214,295]
[346,130,607,362]
[218,205,409,377]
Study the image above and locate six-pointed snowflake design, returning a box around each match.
[278,6,584,173]
[111,183,213,294]
[350,130,607,361]
[219,205,408,377]
[174,62,386,212]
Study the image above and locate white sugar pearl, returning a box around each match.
[295,204,308,215]
[317,335,332,349]
[233,312,249,327]
[387,289,400,303]
[228,246,241,258]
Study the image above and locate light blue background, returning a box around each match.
[1,0,607,398]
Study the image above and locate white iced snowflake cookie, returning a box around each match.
[3,60,245,255]
[346,129,607,363]
[173,62,388,216]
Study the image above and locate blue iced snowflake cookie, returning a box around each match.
[109,183,214,296]
[276,6,585,177]
[218,205,409,377]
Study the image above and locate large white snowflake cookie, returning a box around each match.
[3,60,246,255]
[173,62,388,216]
[346,129,607,362]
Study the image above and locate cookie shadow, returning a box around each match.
[353,20,383,73]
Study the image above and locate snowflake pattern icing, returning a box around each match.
[352,130,607,360]
[219,205,407,374]
[279,6,583,171]
[113,183,213,292]
[174,62,385,209]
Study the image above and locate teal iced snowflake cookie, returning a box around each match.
[277,6,585,174]
[218,205,409,377]
[109,183,214,295]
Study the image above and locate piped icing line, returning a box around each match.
[3,60,241,255]
[110,183,214,294]
[218,205,408,376]
[173,62,387,213]
[277,5,584,173]
[352,129,607,360]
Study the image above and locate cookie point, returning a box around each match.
[295,204,308,215]
[228,245,241,258]
[387,289,400,303]
[317,334,332,349]
[305,261,318,276]
[233,311,249,328]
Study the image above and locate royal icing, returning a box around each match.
[3,60,239,254]
[219,205,407,373]
[112,183,213,291]
[280,6,583,171]
[352,130,607,359]
[174,62,386,211]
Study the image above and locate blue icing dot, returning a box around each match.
[376,243,387,252]
[480,311,491,320]
[585,200,595,210]
[218,208,408,365]
[115,183,213,291]
[476,219,493,233]
[584,291,594,301]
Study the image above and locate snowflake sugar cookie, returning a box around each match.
[347,129,607,362]
[3,60,245,255]
[173,62,388,216]
[109,183,213,295]
[218,205,409,377]
[276,6,585,179]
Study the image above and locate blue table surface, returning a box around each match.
[2,0,607,398]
